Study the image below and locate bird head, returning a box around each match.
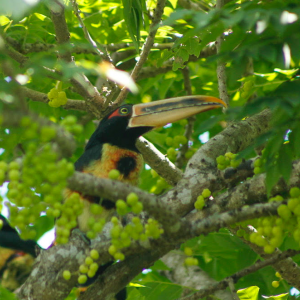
[86,95,226,152]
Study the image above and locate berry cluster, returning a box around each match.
[47,81,68,108]
[149,169,170,195]
[60,116,83,136]
[2,117,74,240]
[108,193,163,261]
[253,156,265,175]
[245,187,300,254]
[272,272,282,288]
[76,249,100,284]
[216,152,242,170]
[184,247,198,266]
[84,208,107,241]
[194,188,211,210]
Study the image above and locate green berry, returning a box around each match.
[40,126,56,142]
[108,169,120,180]
[288,198,299,211]
[131,202,143,214]
[116,200,127,210]
[89,262,99,273]
[216,155,226,164]
[126,192,139,206]
[108,245,117,256]
[63,270,71,280]
[254,158,262,167]
[85,256,93,265]
[264,244,275,254]
[79,264,89,274]
[184,247,193,256]
[195,195,205,210]
[290,187,300,198]
[8,169,20,181]
[217,164,226,170]
[254,166,262,174]
[111,226,121,238]
[90,249,99,260]
[275,272,281,278]
[114,252,125,261]
[111,216,119,225]
[277,205,291,220]
[78,274,87,285]
[272,281,279,288]
[202,189,211,198]
[184,257,198,266]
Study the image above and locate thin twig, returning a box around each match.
[176,67,196,168]
[180,249,300,300]
[216,0,230,107]
[112,0,167,107]
[71,0,112,62]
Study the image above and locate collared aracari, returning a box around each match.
[0,214,38,290]
[69,95,226,230]
[67,95,226,298]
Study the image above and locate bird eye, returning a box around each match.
[119,107,129,115]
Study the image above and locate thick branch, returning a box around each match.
[48,0,72,62]
[161,109,272,216]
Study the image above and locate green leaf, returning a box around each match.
[137,281,182,300]
[237,286,259,300]
[265,164,281,196]
[122,0,143,53]
[0,286,17,300]
[172,48,189,71]
[277,144,292,182]
[184,38,201,57]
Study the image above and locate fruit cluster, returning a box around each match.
[272,272,282,288]
[241,187,300,254]
[2,117,74,240]
[47,81,68,108]
[60,116,83,136]
[107,192,163,261]
[253,156,265,175]
[75,249,101,284]
[184,247,198,266]
[216,152,242,170]
[194,188,211,210]
[149,169,170,195]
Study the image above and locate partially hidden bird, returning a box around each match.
[0,214,38,290]
[65,95,226,298]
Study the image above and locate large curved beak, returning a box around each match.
[129,95,227,128]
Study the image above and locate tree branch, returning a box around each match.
[112,0,167,107]
[136,137,183,186]
[161,109,272,216]
[181,249,300,300]
[21,86,87,111]
[216,0,230,107]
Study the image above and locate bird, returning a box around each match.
[0,214,38,291]
[66,95,226,298]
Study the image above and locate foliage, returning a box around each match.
[1,0,300,299]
